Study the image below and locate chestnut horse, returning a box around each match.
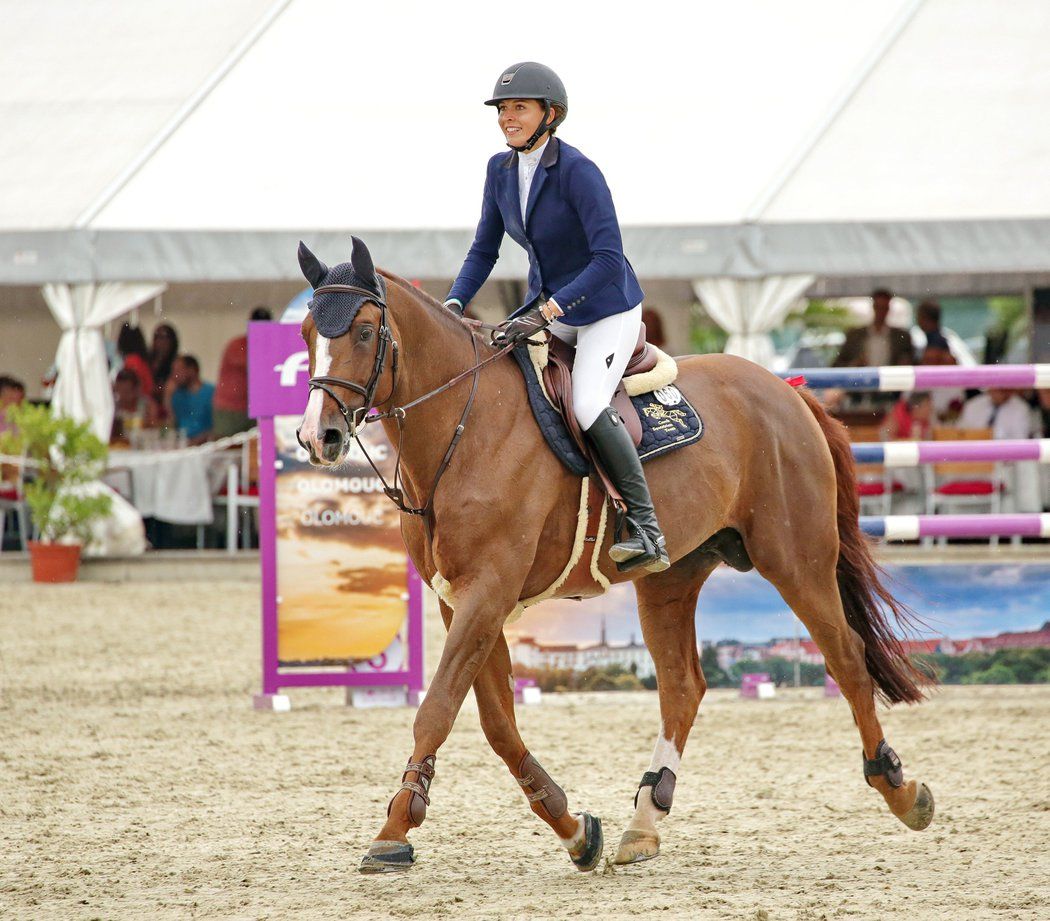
[295,239,934,874]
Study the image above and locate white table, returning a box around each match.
[107,449,224,525]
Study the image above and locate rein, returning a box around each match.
[306,283,518,527]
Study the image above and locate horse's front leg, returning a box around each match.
[359,572,520,872]
[466,606,603,872]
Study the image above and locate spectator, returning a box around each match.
[0,375,26,435]
[882,391,934,441]
[833,288,914,368]
[920,331,964,420]
[149,323,180,408]
[110,368,157,443]
[641,307,666,350]
[116,323,155,399]
[166,355,214,444]
[915,300,948,356]
[213,306,271,437]
[957,388,1035,440]
[1036,390,1050,437]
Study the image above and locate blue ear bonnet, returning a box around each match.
[298,236,386,338]
[308,265,387,339]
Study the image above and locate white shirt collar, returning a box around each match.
[518,140,546,167]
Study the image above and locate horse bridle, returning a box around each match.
[302,283,520,526]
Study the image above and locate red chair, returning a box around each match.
[926,426,1003,546]
[848,425,904,516]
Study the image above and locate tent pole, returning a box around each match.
[743,0,928,223]
[73,0,295,228]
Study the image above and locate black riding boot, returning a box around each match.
[585,407,670,573]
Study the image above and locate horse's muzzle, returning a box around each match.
[296,424,345,466]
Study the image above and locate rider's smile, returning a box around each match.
[497,98,551,148]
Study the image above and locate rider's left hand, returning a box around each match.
[491,304,553,347]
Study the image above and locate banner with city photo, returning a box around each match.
[505,563,1050,691]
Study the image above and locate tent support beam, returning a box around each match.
[743,0,927,223]
[73,0,294,229]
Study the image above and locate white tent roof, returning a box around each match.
[4,0,1050,287]
[0,0,276,229]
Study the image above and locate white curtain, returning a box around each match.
[692,275,815,368]
[43,282,167,441]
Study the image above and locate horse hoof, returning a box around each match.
[613,829,660,865]
[899,782,935,831]
[569,813,604,872]
[359,839,415,873]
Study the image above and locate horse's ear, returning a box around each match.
[349,236,376,286]
[297,240,328,288]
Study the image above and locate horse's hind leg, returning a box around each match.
[613,550,718,865]
[757,558,935,831]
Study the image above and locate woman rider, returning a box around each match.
[444,62,668,573]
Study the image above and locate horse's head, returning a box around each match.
[296,237,393,466]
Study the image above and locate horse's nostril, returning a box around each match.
[322,428,342,448]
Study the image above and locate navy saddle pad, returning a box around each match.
[511,345,704,477]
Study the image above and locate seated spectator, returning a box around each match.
[957,388,1035,440]
[166,355,214,444]
[0,375,26,435]
[117,323,155,399]
[920,332,964,420]
[110,368,157,443]
[149,323,180,413]
[213,307,271,437]
[833,288,913,368]
[1037,390,1050,437]
[915,300,946,358]
[882,391,934,441]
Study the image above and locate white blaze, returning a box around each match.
[301,334,332,438]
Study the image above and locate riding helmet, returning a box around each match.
[485,62,568,151]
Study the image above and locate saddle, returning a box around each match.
[537,323,673,454]
[506,327,703,605]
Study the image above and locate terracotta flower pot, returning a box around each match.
[28,541,82,583]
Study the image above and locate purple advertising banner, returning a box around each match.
[248,321,424,704]
[248,322,311,418]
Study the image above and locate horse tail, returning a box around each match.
[796,387,930,704]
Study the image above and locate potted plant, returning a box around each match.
[0,403,112,582]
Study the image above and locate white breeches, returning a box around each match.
[549,304,642,430]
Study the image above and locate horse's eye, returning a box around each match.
[359,326,374,342]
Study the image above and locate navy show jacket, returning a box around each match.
[447,138,644,326]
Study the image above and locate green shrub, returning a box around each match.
[964,663,1018,685]
[0,403,111,545]
[917,649,1050,685]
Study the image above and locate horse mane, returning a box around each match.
[378,269,471,337]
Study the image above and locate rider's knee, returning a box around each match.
[573,396,605,431]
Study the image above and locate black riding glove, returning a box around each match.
[491,303,557,347]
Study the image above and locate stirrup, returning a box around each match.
[611,530,669,574]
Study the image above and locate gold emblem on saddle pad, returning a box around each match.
[641,403,690,433]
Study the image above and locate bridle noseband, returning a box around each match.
[303,283,520,529]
